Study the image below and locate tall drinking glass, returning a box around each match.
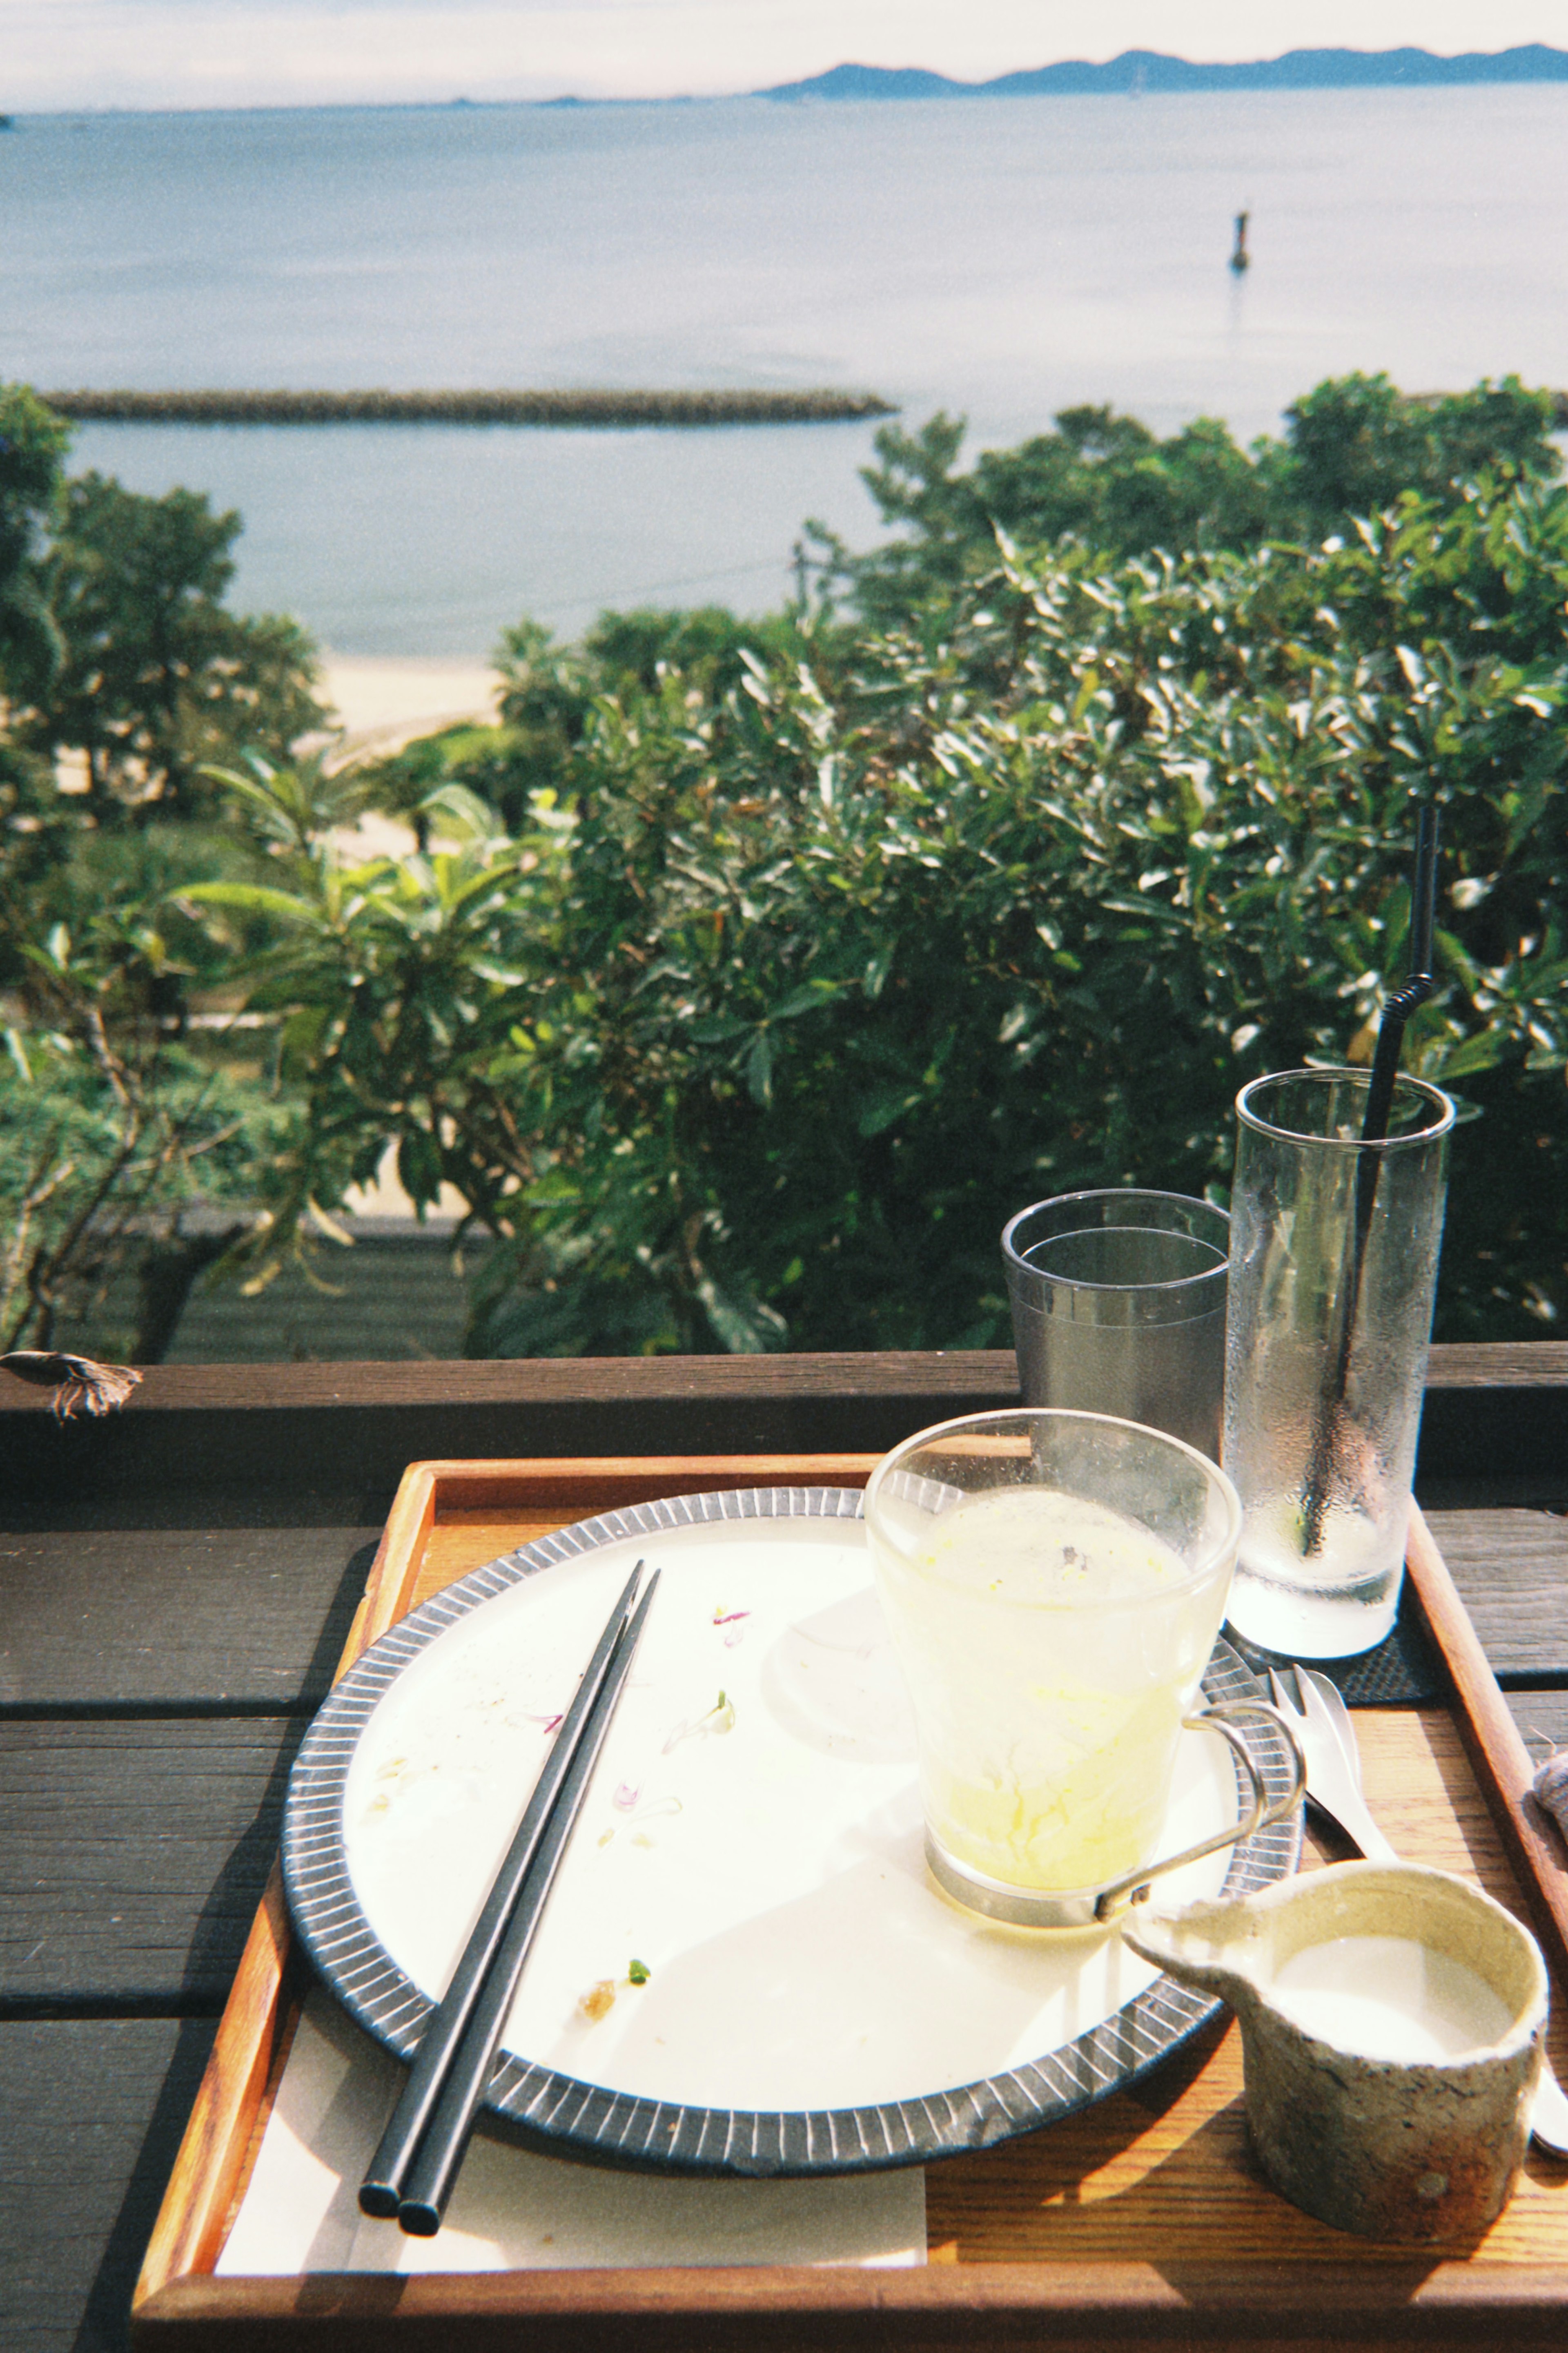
[864,1410,1268,1927]
[1223,1070,1454,1660]
[1002,1191,1229,1459]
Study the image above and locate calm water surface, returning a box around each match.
[4,90,1566,653]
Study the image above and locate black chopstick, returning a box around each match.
[359,1559,648,2220]
[396,1568,661,2233]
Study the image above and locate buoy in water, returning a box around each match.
[1230,212,1251,274]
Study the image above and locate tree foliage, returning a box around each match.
[5,463,325,819]
[0,393,327,1352]
[822,373,1562,625]
[0,382,72,693]
[0,920,299,1356]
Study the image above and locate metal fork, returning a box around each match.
[1268,1667,1568,2157]
[1268,1668,1397,1862]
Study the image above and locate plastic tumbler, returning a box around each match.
[1002,1190,1230,1460]
[1223,1070,1454,1660]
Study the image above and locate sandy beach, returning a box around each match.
[317,653,503,759]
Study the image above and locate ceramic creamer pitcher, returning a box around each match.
[1123,1861,1548,2241]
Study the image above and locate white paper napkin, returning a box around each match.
[217,1989,927,2275]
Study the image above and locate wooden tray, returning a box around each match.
[133,1458,1568,2349]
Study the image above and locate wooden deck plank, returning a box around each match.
[0,2016,215,2353]
[1424,1511,1568,1681]
[0,1721,303,2009]
[0,1526,383,1711]
[1508,1691,1568,1766]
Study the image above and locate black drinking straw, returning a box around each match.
[1300,801,1441,1554]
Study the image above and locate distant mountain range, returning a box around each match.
[757,48,1568,103]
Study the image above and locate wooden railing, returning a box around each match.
[6,1344,1567,1507]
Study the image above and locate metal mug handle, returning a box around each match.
[1092,1701,1306,1923]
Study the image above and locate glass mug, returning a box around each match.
[864,1410,1301,1927]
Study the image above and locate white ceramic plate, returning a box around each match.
[284,1487,1300,2174]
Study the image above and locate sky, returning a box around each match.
[4,2,1566,112]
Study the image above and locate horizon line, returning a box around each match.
[7,41,1568,119]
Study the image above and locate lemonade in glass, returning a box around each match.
[864,1410,1243,1914]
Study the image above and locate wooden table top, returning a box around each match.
[4,1346,1567,2351]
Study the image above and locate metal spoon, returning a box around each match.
[1267,1668,1568,2158]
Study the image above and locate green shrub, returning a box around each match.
[464,475,1567,1352]
[195,450,1566,1352]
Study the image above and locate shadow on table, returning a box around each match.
[172,1538,376,2003]
[295,1536,383,1708]
[76,2017,216,2353]
[80,1539,378,2341]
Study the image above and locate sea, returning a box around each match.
[4,86,1568,658]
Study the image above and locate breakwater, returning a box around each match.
[40,388,897,428]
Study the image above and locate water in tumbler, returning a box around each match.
[1229,1488,1407,1657]
[1017,1254,1228,1458]
[1004,1201,1229,1461]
